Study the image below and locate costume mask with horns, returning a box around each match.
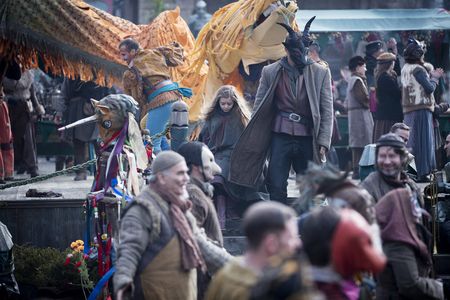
[277,16,316,69]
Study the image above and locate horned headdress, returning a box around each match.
[277,16,316,51]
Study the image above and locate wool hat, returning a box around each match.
[365,40,383,56]
[177,141,205,168]
[376,133,406,150]
[377,52,396,64]
[151,151,185,174]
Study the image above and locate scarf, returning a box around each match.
[375,188,431,265]
[379,170,408,189]
[151,183,207,272]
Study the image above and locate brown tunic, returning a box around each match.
[205,257,258,300]
[140,237,197,300]
[272,69,312,136]
[187,178,223,246]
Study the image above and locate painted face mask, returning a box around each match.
[331,209,386,279]
[201,146,221,182]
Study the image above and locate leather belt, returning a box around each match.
[278,111,313,126]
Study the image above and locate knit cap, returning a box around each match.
[376,133,406,150]
[152,151,185,174]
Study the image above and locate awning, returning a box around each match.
[296,9,450,32]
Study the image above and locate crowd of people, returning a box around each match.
[1,14,450,300]
[0,60,46,183]
[110,20,448,300]
[337,35,449,182]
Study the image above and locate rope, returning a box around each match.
[0,159,97,190]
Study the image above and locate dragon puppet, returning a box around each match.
[0,1,207,122]
[189,0,299,115]
[58,94,147,278]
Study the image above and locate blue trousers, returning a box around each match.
[146,102,173,153]
[267,133,313,203]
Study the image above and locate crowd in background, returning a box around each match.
[1,28,450,300]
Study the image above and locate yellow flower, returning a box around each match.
[79,246,84,251]
[70,242,77,249]
[76,240,84,246]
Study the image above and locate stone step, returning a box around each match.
[434,254,450,276]
[223,236,245,256]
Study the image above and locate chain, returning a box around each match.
[0,124,171,190]
[149,123,171,140]
[0,159,97,190]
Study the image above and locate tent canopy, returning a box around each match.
[296,9,450,32]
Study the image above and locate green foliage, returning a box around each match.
[13,245,90,288]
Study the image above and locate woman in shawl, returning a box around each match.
[198,85,252,228]
[375,188,444,300]
[373,52,403,142]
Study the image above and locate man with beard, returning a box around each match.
[229,17,333,204]
[360,133,421,204]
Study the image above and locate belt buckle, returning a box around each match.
[288,113,301,122]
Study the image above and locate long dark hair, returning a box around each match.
[202,85,250,126]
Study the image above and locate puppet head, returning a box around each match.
[90,94,138,141]
[58,94,138,141]
[300,207,386,279]
[58,94,147,169]
[277,16,316,68]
